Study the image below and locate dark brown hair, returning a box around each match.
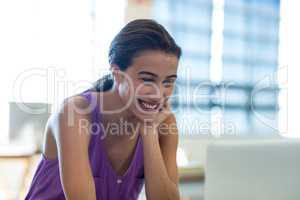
[91,19,182,92]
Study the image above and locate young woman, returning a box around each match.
[25,19,182,200]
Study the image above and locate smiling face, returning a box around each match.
[113,50,179,121]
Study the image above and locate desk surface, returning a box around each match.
[138,181,204,200]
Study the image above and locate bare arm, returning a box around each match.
[141,114,180,200]
[49,96,97,200]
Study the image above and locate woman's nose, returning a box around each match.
[146,83,165,100]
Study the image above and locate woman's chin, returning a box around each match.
[132,109,156,122]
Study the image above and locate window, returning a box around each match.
[153,0,281,136]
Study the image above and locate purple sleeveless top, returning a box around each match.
[25,89,145,200]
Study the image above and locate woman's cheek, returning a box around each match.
[118,81,133,105]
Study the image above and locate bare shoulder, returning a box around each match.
[43,94,93,160]
[49,94,92,135]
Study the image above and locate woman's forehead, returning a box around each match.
[128,51,179,75]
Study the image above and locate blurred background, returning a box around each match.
[0,0,298,199]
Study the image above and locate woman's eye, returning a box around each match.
[163,80,175,87]
[141,78,154,83]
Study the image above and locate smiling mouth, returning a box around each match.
[137,99,161,112]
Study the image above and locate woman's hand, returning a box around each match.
[154,100,173,125]
[136,100,180,200]
[137,100,176,137]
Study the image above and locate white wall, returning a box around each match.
[124,0,153,22]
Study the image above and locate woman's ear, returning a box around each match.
[110,64,122,86]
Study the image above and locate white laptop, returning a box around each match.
[205,139,300,200]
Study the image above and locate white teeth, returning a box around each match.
[142,102,155,109]
[139,100,158,110]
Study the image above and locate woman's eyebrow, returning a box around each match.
[138,71,177,79]
[138,71,158,77]
[166,75,177,79]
